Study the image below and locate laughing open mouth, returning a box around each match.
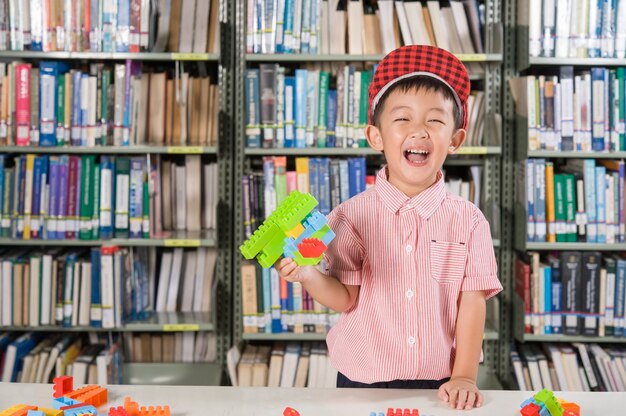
[404,149,429,163]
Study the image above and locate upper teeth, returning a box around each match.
[407,149,428,154]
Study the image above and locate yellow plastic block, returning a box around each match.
[0,405,38,416]
[37,409,62,416]
[286,223,305,239]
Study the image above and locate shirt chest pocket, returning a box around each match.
[430,240,467,283]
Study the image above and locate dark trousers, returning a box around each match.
[337,372,449,389]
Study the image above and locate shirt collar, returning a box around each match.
[375,166,447,219]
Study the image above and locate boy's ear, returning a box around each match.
[366,125,384,152]
[448,128,467,154]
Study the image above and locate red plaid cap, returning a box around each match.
[369,45,470,129]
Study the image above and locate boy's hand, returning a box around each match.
[437,377,483,410]
[274,257,317,283]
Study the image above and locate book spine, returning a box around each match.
[78,154,95,240]
[15,63,31,146]
[114,156,130,238]
[245,68,261,148]
[581,252,602,335]
[30,155,43,239]
[129,156,144,238]
[90,247,102,327]
[92,160,100,239]
[562,251,582,335]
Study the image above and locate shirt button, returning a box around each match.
[405,244,413,253]
[408,336,416,345]
[406,290,414,299]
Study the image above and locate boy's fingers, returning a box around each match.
[447,388,459,408]
[475,391,483,407]
[437,385,449,402]
[455,390,468,410]
[464,391,476,410]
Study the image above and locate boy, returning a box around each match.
[275,46,502,410]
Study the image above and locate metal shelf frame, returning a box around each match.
[1,146,218,155]
[232,0,505,385]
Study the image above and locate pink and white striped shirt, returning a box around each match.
[324,167,502,383]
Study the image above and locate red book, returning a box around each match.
[129,0,142,52]
[15,63,31,146]
[515,257,532,334]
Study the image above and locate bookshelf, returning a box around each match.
[232,0,505,388]
[507,0,626,392]
[0,0,233,387]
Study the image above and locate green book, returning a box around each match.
[114,157,131,239]
[101,69,111,145]
[317,71,329,148]
[79,155,95,240]
[56,74,65,146]
[359,70,370,148]
[92,163,100,240]
[554,174,566,242]
[274,156,287,205]
[1,167,14,238]
[564,174,577,242]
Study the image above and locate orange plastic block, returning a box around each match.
[52,376,73,398]
[123,397,140,416]
[65,386,108,407]
[0,405,38,416]
[560,402,580,416]
[138,406,170,416]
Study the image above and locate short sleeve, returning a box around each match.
[324,207,365,286]
[461,210,503,299]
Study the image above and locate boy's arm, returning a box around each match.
[438,290,486,410]
[275,258,359,313]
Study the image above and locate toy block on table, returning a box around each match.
[385,409,418,416]
[59,403,97,416]
[26,411,44,416]
[283,408,300,416]
[520,389,573,416]
[53,376,73,398]
[34,409,62,416]
[52,397,81,411]
[0,405,38,416]
[240,191,335,268]
[64,385,108,407]
[108,407,129,416]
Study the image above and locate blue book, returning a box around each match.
[129,157,145,238]
[548,256,563,333]
[326,89,337,148]
[282,0,294,53]
[287,280,294,332]
[596,166,607,243]
[47,157,60,239]
[245,69,261,148]
[58,155,70,240]
[39,62,69,146]
[38,155,49,238]
[615,258,626,336]
[355,157,366,194]
[71,71,83,146]
[300,0,312,53]
[99,156,114,239]
[295,69,308,148]
[526,159,536,241]
[116,0,131,52]
[318,157,331,215]
[544,265,552,334]
[270,268,282,333]
[589,0,603,57]
[339,159,350,203]
[309,157,320,203]
[30,156,43,239]
[308,0,318,54]
[283,76,296,148]
[90,248,102,328]
[15,156,26,239]
[591,68,606,151]
[4,333,42,382]
[262,266,271,333]
[583,159,598,242]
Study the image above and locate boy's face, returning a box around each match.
[366,87,466,197]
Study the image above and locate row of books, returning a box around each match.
[0,332,122,385]
[240,262,339,335]
[229,342,336,388]
[0,246,217,329]
[0,61,219,148]
[515,251,626,337]
[511,342,626,392]
[242,156,369,240]
[0,154,218,241]
[524,0,626,59]
[0,0,219,53]
[519,158,625,243]
[123,332,217,364]
[246,0,484,56]
[246,64,485,149]
[510,68,626,152]
[0,247,151,329]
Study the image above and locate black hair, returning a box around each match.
[371,76,463,130]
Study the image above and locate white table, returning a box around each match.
[0,383,624,415]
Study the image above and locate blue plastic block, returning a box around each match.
[27,411,44,416]
[61,405,98,416]
[521,397,537,408]
[539,406,551,416]
[52,397,80,410]
[302,211,327,231]
[320,228,336,245]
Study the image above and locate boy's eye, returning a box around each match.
[428,119,444,124]
[394,118,408,122]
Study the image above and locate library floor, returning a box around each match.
[1,383,626,415]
